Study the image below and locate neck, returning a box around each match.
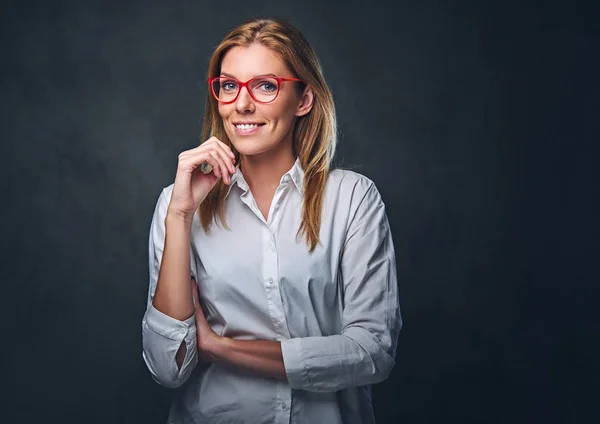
[239,139,296,193]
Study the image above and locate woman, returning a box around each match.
[141,18,402,424]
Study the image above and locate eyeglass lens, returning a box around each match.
[212,77,279,102]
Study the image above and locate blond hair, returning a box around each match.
[198,18,337,253]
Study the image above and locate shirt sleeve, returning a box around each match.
[141,186,200,389]
[280,178,402,392]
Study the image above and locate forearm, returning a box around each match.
[280,327,398,392]
[152,211,195,321]
[212,337,287,380]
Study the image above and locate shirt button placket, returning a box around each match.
[263,226,281,340]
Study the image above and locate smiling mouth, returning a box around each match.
[234,123,265,130]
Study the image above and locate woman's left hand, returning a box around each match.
[191,278,222,362]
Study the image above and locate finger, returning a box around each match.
[188,138,236,175]
[211,141,237,175]
[202,152,223,179]
[199,140,235,177]
[201,138,236,172]
[205,136,236,160]
[213,138,236,161]
[208,150,230,184]
[192,278,204,316]
[179,151,221,178]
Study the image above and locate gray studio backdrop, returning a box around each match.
[2,0,597,423]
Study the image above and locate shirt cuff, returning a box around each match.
[280,337,309,389]
[145,302,196,340]
[142,302,198,388]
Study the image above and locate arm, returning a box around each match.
[189,280,287,380]
[152,212,195,321]
[200,179,402,391]
[141,187,200,389]
[279,179,402,392]
[212,338,286,380]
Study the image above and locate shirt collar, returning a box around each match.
[225,157,304,198]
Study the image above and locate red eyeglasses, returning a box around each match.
[208,76,303,104]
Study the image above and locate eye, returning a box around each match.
[221,80,238,91]
[256,80,277,92]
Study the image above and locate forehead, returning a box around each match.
[220,43,290,79]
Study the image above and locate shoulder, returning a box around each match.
[323,168,387,224]
[326,167,381,201]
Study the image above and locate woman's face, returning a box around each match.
[217,43,312,158]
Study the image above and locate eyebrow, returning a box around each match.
[220,72,278,79]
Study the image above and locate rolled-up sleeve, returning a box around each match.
[141,187,199,389]
[281,179,402,392]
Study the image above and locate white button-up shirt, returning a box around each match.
[142,158,402,424]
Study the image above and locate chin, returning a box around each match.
[227,132,268,151]
[233,142,274,157]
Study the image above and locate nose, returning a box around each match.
[235,85,255,114]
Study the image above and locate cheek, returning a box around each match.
[217,105,234,133]
[217,104,228,119]
[266,101,297,126]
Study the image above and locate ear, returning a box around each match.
[294,86,314,117]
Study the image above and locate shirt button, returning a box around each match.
[267,278,273,285]
[179,328,186,334]
[281,402,287,410]
[275,204,279,210]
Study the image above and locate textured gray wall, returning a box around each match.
[2,0,598,423]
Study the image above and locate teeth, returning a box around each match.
[236,124,259,130]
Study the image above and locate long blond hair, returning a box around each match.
[198,18,337,253]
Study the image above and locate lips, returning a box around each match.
[233,122,265,129]
[232,122,265,135]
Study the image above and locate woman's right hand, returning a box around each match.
[168,136,237,221]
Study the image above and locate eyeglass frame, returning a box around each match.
[208,76,303,104]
